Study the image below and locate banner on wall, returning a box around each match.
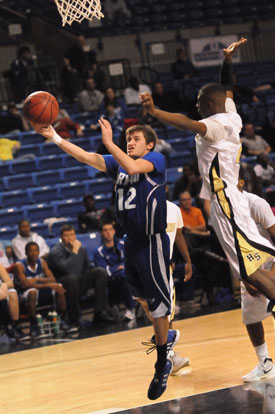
[189,35,240,67]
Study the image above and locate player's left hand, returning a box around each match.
[223,37,247,61]
[31,123,55,141]
[99,117,113,147]
[184,262,192,282]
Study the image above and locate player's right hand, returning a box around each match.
[140,92,156,115]
[30,123,55,141]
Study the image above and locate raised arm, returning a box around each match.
[31,124,107,172]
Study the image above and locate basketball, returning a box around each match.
[23,91,59,127]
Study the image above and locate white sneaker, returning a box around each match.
[124,309,136,320]
[171,351,190,374]
[242,358,275,383]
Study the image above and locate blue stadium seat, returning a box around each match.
[94,193,112,209]
[46,236,61,249]
[0,162,12,177]
[88,135,102,151]
[36,155,64,171]
[166,167,183,184]
[70,138,92,151]
[53,198,83,218]
[0,225,18,240]
[71,111,99,125]
[0,207,24,227]
[50,217,78,237]
[84,177,114,195]
[57,182,86,200]
[0,189,30,208]
[20,131,45,146]
[16,144,42,158]
[166,126,192,140]
[11,158,37,175]
[167,150,193,168]
[34,170,63,186]
[23,203,55,222]
[3,173,36,190]
[168,138,191,152]
[41,142,64,156]
[62,166,89,182]
[30,222,50,238]
[62,154,82,168]
[27,186,59,204]
[77,232,101,262]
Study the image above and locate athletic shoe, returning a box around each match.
[170,351,190,374]
[30,325,48,339]
[147,359,173,400]
[60,320,79,333]
[242,358,275,383]
[124,309,136,321]
[11,326,30,341]
[142,329,180,356]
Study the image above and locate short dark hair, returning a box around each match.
[200,83,226,99]
[60,224,75,235]
[83,193,94,203]
[100,220,115,231]
[126,124,157,151]
[25,241,39,254]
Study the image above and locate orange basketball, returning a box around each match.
[23,91,59,127]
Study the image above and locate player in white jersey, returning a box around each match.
[141,37,275,313]
[142,200,192,373]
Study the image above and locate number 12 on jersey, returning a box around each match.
[117,188,136,210]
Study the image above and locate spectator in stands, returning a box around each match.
[104,0,132,20]
[78,77,104,112]
[259,114,275,149]
[99,87,127,117]
[0,102,30,135]
[11,219,50,260]
[154,137,172,157]
[124,76,151,105]
[78,193,114,233]
[241,123,272,156]
[173,164,202,201]
[254,153,275,187]
[15,242,70,338]
[254,81,275,95]
[94,221,136,321]
[152,81,181,113]
[171,48,196,81]
[100,104,124,133]
[0,263,26,340]
[47,224,114,326]
[5,246,16,266]
[232,74,260,107]
[0,136,34,162]
[9,46,34,102]
[62,35,97,101]
[239,163,263,196]
[52,109,83,140]
[179,191,208,236]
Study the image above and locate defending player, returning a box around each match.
[140,38,275,313]
[32,121,177,400]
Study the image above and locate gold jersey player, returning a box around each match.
[140,38,275,313]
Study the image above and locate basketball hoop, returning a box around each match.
[54,0,104,26]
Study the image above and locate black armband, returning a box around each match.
[220,60,233,91]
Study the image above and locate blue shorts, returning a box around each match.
[124,233,172,318]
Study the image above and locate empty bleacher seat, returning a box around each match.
[62,166,89,182]
[70,137,91,151]
[84,177,114,195]
[62,154,82,168]
[167,150,194,168]
[41,142,64,156]
[0,189,30,208]
[93,193,112,209]
[34,170,63,186]
[11,158,37,175]
[77,232,101,262]
[0,162,12,177]
[3,173,36,190]
[0,207,24,227]
[0,225,18,240]
[53,198,83,217]
[23,203,55,222]
[57,182,86,200]
[36,155,64,171]
[30,222,49,238]
[167,138,191,152]
[16,144,42,158]
[27,186,59,204]
[20,131,45,146]
[166,167,183,184]
[50,217,78,237]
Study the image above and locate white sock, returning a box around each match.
[255,343,270,365]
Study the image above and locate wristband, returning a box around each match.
[51,131,62,145]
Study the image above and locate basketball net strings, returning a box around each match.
[54,0,104,26]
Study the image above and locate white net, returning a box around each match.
[54,0,104,26]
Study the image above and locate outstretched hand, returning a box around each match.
[98,117,113,147]
[140,92,156,116]
[224,37,247,62]
[30,123,55,141]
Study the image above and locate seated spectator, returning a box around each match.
[5,245,16,266]
[78,77,104,112]
[154,137,172,157]
[52,109,83,140]
[15,242,69,338]
[11,219,50,260]
[0,102,30,135]
[124,76,151,105]
[241,123,271,156]
[96,104,123,134]
[0,263,26,340]
[171,48,197,81]
[47,224,114,326]
[0,136,35,162]
[179,191,209,236]
[104,0,132,20]
[9,46,34,102]
[78,194,114,233]
[94,221,136,321]
[254,153,275,187]
[152,81,181,113]
[173,164,202,201]
[99,87,127,117]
